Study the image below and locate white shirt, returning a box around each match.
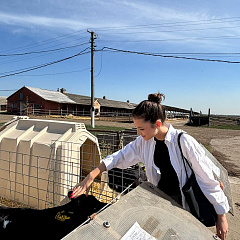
[102,124,230,215]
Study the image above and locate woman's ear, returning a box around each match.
[156,120,162,127]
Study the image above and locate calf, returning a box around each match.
[0,193,106,240]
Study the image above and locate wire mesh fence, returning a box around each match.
[0,128,142,210]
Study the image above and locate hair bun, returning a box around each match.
[148,92,165,104]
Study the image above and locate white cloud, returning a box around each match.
[0,12,88,30]
[0,1,239,51]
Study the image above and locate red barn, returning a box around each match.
[7,86,135,116]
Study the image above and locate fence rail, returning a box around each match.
[18,108,134,122]
[13,107,190,123]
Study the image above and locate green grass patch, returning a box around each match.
[85,125,125,131]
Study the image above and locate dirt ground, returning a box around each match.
[0,114,239,239]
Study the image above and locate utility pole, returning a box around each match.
[88,30,96,128]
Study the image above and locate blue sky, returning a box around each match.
[0,0,240,115]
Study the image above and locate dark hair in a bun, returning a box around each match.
[148,92,165,104]
[132,92,166,124]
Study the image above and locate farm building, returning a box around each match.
[7,86,195,118]
[7,86,136,116]
[0,96,7,112]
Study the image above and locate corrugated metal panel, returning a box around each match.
[97,98,135,110]
[64,93,92,105]
[26,86,76,104]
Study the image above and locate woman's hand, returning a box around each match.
[216,214,228,240]
[71,173,94,198]
[71,162,107,199]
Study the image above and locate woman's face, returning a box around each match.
[133,118,158,140]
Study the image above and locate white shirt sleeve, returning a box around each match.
[102,136,143,171]
[180,134,230,214]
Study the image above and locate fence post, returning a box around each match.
[115,131,120,151]
[199,111,202,126]
[208,108,211,127]
[189,108,192,125]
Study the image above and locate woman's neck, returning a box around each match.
[155,124,169,141]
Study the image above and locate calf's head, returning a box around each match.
[67,191,106,214]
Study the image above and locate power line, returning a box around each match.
[14,68,90,77]
[0,31,88,54]
[0,42,89,57]
[1,15,234,54]
[0,89,18,92]
[1,16,240,55]
[98,34,240,44]
[100,47,240,64]
[0,47,90,75]
[95,50,103,78]
[0,48,90,79]
[93,16,240,31]
[98,25,240,36]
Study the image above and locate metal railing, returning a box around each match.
[14,108,134,122]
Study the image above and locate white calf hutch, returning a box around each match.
[0,117,101,209]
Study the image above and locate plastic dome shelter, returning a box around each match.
[0,117,101,209]
[62,182,220,240]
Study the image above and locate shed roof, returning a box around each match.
[97,98,135,110]
[64,93,91,105]
[25,86,75,104]
[65,93,136,110]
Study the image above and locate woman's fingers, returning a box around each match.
[71,175,94,198]
[71,185,85,198]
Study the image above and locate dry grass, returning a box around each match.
[0,196,30,208]
[89,181,120,204]
[0,181,119,209]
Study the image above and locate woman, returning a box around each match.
[72,92,229,240]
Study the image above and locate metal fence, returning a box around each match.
[21,108,134,122]
[11,106,190,122]
[0,129,140,209]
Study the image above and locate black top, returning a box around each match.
[154,138,181,197]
